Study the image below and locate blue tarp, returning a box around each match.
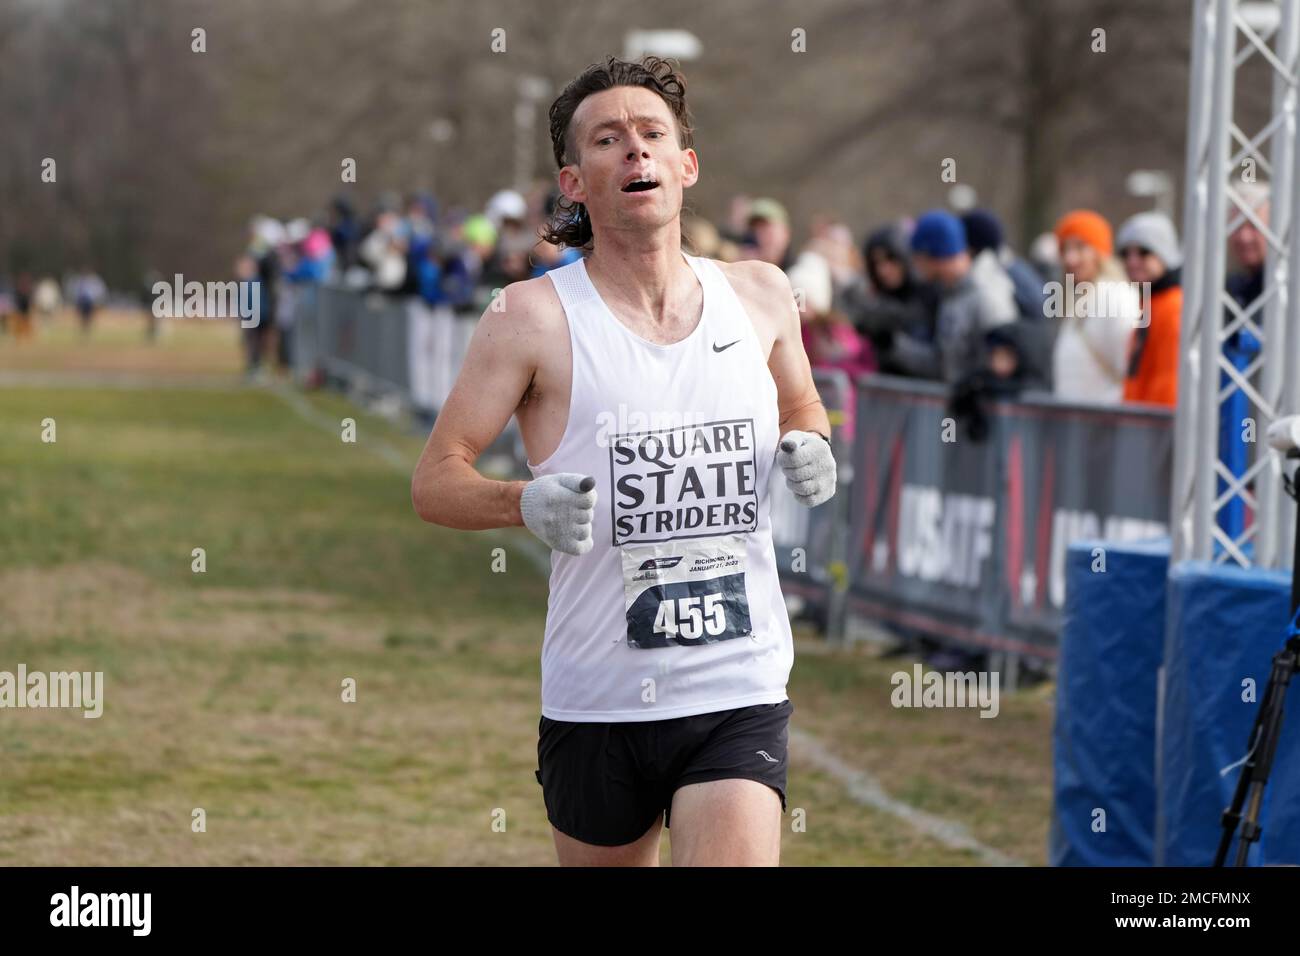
[1157,559,1300,865]
[1050,538,1169,865]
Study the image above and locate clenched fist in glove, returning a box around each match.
[520,473,597,555]
[776,430,836,508]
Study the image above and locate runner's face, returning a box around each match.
[561,86,698,234]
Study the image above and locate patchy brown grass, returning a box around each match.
[0,308,242,379]
[0,330,1052,865]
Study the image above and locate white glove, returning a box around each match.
[777,430,836,508]
[520,473,596,555]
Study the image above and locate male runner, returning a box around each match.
[411,55,836,866]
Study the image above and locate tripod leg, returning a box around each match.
[1215,704,1268,866]
[1217,647,1297,866]
[1235,781,1269,866]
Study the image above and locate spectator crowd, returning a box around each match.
[233,179,1276,431]
[7,175,1270,439]
[233,185,585,379]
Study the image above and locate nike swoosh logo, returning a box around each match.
[713,339,741,352]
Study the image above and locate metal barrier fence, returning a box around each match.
[294,286,525,463]
[294,286,455,404]
[297,287,1174,662]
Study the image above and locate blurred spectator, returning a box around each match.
[398,194,438,299]
[1117,212,1182,407]
[682,213,719,258]
[329,196,361,272]
[838,221,936,376]
[278,219,335,370]
[235,253,271,379]
[444,213,494,312]
[359,210,409,292]
[957,210,1018,326]
[804,214,863,295]
[888,210,1013,383]
[721,194,753,246]
[948,212,1056,438]
[962,209,1047,320]
[789,249,875,377]
[1227,182,1269,309]
[1029,232,1060,282]
[787,248,874,440]
[460,213,496,259]
[682,213,741,262]
[242,216,282,378]
[1050,209,1140,404]
[482,190,537,289]
[71,269,107,337]
[485,189,527,232]
[33,277,61,319]
[950,320,1053,441]
[10,273,34,341]
[740,198,794,269]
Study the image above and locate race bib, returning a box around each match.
[621,533,752,648]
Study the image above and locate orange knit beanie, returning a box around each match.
[1054,209,1114,258]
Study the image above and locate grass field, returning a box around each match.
[0,310,1054,865]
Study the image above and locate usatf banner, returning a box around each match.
[839,375,1172,660]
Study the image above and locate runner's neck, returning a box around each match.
[584,240,697,326]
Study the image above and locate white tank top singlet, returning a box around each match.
[528,250,793,722]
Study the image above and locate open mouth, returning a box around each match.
[622,178,660,193]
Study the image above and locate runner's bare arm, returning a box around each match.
[728,259,831,441]
[410,281,547,529]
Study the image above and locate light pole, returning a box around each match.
[623,29,703,61]
[1126,170,1175,218]
[515,75,551,194]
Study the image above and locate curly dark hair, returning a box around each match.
[540,55,695,250]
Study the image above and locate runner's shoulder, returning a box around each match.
[714,258,794,327]
[715,258,793,302]
[481,274,566,338]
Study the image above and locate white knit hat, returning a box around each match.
[1116,211,1182,269]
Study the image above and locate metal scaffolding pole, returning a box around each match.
[1248,0,1297,565]
[1174,0,1300,571]
[1199,0,1235,561]
[1173,0,1215,564]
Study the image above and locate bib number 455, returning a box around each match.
[624,565,752,648]
[654,594,726,640]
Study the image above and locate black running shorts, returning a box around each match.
[534,698,793,847]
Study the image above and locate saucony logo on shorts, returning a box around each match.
[712,339,741,352]
[755,750,779,763]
